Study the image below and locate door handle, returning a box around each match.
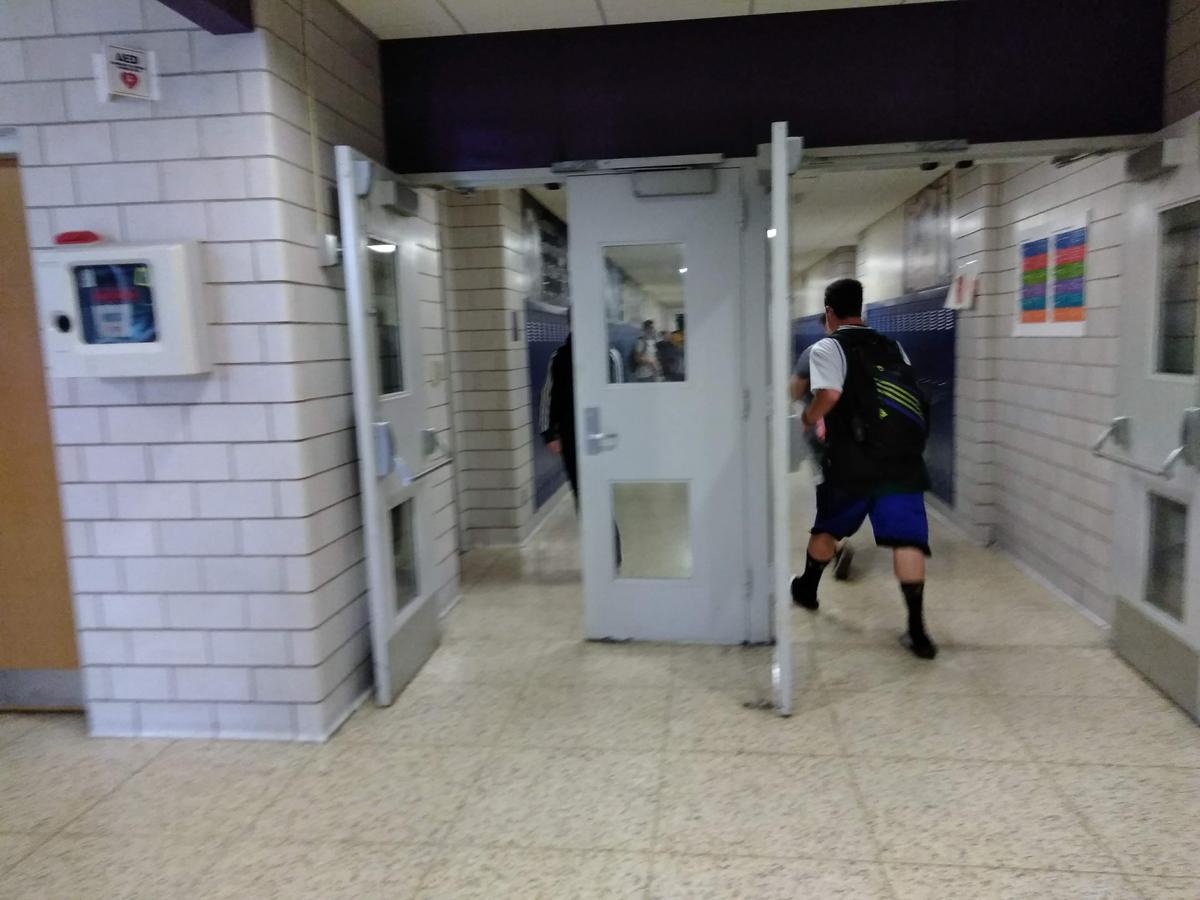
[1091,409,1200,477]
[372,421,395,478]
[584,407,619,455]
[422,427,450,458]
[588,432,620,454]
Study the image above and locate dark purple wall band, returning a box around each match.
[155,0,253,34]
[380,0,1167,174]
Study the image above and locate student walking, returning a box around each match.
[540,325,622,564]
[540,333,580,499]
[792,279,938,659]
[790,313,854,581]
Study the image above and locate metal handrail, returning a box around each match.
[406,456,453,484]
[1091,415,1186,478]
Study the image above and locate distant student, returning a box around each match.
[794,279,938,659]
[657,330,683,382]
[632,320,661,382]
[789,313,854,582]
[540,319,622,563]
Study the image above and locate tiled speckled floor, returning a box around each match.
[2,479,1199,899]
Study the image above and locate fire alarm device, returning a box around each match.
[35,241,210,377]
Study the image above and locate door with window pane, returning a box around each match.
[1110,115,1200,720]
[568,165,754,643]
[336,146,445,705]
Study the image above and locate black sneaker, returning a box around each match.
[900,631,938,660]
[833,543,854,581]
[790,576,819,611]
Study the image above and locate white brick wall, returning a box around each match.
[950,156,1126,619]
[442,190,537,546]
[794,245,858,317]
[8,0,458,740]
[1167,0,1200,124]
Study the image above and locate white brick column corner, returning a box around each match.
[7,0,458,740]
[442,190,536,547]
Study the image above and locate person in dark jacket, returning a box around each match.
[539,327,621,564]
[539,334,578,498]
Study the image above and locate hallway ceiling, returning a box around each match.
[346,0,953,39]
[790,167,946,273]
[523,169,947,281]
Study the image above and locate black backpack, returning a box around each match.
[831,329,930,466]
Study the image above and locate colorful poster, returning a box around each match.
[1020,238,1049,324]
[1052,226,1087,322]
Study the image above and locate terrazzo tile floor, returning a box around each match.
[2,478,1198,898]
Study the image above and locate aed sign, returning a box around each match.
[97,44,157,101]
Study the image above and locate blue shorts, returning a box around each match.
[811,483,931,555]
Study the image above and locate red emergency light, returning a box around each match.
[53,231,102,245]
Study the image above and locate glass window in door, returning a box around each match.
[391,501,418,613]
[369,238,404,394]
[1158,202,1200,375]
[612,481,692,579]
[1146,494,1187,621]
[602,244,687,384]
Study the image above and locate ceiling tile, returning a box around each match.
[347,0,951,41]
[442,0,604,34]
[789,167,945,265]
[602,0,750,26]
[343,0,464,39]
[755,0,902,14]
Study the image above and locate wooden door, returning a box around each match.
[0,157,79,702]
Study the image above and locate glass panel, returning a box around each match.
[1146,494,1187,621]
[74,262,157,344]
[612,481,691,578]
[1158,202,1200,375]
[390,501,418,613]
[369,238,404,394]
[602,244,687,383]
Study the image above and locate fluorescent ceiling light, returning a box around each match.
[368,242,396,253]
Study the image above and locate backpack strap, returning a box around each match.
[830,329,882,417]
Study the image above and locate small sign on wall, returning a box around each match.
[945,258,980,311]
[1014,211,1089,336]
[93,45,158,102]
[903,174,953,294]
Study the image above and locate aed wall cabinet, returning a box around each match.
[35,241,210,377]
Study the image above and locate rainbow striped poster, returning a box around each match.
[1021,237,1049,324]
[1052,226,1087,322]
[1015,214,1088,336]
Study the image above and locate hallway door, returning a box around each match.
[0,157,80,709]
[336,146,446,705]
[1108,115,1200,719]
[568,165,749,643]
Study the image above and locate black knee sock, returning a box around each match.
[792,554,830,609]
[900,582,937,659]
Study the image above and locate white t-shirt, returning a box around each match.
[808,326,910,392]
[633,336,658,381]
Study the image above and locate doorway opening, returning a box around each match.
[419,134,1150,718]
